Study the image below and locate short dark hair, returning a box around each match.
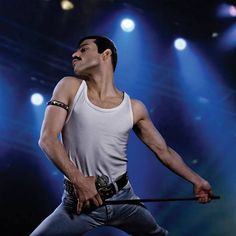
[78,35,118,71]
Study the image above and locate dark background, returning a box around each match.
[0,0,236,235]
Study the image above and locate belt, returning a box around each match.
[64,172,128,200]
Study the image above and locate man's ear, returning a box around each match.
[102,49,112,61]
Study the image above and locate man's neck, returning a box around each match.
[84,71,119,100]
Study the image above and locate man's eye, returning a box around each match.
[80,48,87,53]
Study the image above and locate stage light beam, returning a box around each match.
[31,93,44,106]
[120,18,135,32]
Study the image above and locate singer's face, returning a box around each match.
[72,39,102,75]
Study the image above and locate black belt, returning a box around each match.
[64,172,128,200]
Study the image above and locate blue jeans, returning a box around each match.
[30,182,168,236]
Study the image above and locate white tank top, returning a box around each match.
[62,80,133,182]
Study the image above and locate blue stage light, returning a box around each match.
[31,93,44,106]
[174,38,187,51]
[120,18,135,32]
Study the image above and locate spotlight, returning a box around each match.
[31,93,44,106]
[229,5,236,17]
[218,4,236,17]
[212,32,219,38]
[120,18,135,32]
[174,38,187,51]
[60,0,74,11]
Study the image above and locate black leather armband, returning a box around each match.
[47,100,69,112]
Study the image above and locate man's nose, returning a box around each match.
[72,50,81,58]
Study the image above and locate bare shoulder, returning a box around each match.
[52,76,83,106]
[55,76,82,92]
[131,99,149,125]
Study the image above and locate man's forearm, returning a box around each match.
[39,137,83,185]
[156,147,203,185]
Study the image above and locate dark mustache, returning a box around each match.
[72,56,82,61]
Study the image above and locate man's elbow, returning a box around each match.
[155,144,172,165]
[151,139,167,154]
[38,135,53,153]
[155,145,168,156]
[38,136,46,151]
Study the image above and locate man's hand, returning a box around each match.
[73,176,103,214]
[193,179,213,203]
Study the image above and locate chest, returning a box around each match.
[71,100,133,136]
[87,94,124,109]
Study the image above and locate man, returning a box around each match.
[31,35,213,235]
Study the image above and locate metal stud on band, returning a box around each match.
[47,100,69,112]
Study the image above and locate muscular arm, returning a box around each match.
[39,77,102,212]
[39,77,81,182]
[132,99,213,203]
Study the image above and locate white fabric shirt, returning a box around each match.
[62,80,133,182]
